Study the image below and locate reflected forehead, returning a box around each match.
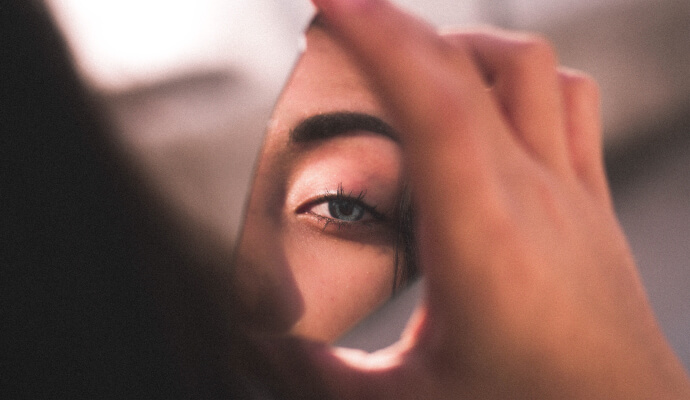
[270,25,397,150]
[288,23,379,109]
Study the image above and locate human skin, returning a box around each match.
[251,0,690,399]
[232,24,410,342]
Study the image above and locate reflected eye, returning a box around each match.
[329,199,365,221]
[297,184,387,229]
[313,198,367,222]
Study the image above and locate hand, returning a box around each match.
[259,1,690,398]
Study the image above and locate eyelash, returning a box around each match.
[299,183,387,231]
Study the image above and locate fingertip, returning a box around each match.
[559,68,600,104]
[558,68,610,204]
[312,0,378,18]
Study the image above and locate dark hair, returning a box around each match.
[393,186,419,293]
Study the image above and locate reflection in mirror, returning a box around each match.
[233,18,419,342]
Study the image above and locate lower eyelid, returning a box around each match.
[304,212,377,233]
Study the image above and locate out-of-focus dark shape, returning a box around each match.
[1,1,311,397]
[44,0,313,263]
[1,1,184,397]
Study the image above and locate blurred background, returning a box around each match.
[47,0,689,368]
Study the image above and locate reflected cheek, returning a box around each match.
[285,226,396,342]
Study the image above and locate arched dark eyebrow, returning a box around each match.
[289,112,399,144]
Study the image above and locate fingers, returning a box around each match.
[446,29,607,203]
[559,69,611,206]
[445,30,571,176]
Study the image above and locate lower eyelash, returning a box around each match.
[308,211,378,232]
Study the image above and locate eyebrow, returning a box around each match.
[289,112,398,144]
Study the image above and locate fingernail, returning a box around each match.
[313,0,373,15]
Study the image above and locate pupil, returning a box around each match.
[329,200,363,221]
[336,201,354,216]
